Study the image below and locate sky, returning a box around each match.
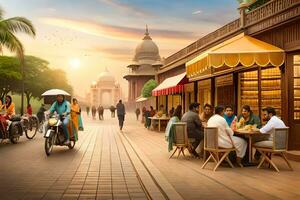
[0,0,240,99]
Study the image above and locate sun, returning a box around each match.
[69,58,80,70]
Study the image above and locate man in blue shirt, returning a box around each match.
[49,95,71,144]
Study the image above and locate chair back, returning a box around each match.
[273,127,289,151]
[173,122,188,146]
[204,127,218,151]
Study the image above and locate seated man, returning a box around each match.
[237,105,261,129]
[49,95,71,144]
[253,107,287,159]
[208,106,247,167]
[181,102,204,158]
[199,103,213,128]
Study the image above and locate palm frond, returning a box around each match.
[0,17,36,37]
[0,29,24,60]
[0,7,4,19]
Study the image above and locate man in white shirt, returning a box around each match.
[207,106,247,166]
[254,107,287,159]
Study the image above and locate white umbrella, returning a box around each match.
[41,89,71,96]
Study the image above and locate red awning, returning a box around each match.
[152,72,187,96]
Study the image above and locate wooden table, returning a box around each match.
[148,117,170,132]
[234,129,261,163]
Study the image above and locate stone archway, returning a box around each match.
[99,89,113,108]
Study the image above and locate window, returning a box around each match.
[239,71,259,114]
[294,55,300,120]
[198,79,211,113]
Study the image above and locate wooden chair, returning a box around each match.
[201,127,235,171]
[169,122,189,159]
[254,127,293,172]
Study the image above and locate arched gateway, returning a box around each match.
[89,68,121,108]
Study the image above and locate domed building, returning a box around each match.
[124,26,163,107]
[89,68,121,108]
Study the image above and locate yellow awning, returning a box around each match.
[186,33,285,78]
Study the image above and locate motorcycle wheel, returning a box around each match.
[45,136,54,156]
[68,140,76,149]
[25,116,38,139]
[10,124,20,144]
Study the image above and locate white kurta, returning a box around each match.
[207,114,247,158]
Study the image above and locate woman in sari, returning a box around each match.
[69,98,81,141]
[165,105,182,152]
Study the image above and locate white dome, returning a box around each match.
[97,68,115,82]
[133,28,161,64]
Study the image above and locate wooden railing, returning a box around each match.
[163,19,240,66]
[245,0,299,26]
[163,0,300,68]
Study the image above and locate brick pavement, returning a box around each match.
[2,111,300,200]
[124,113,300,200]
[0,114,180,200]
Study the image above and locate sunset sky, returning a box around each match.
[0,0,240,99]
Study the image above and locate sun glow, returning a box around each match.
[69,58,80,70]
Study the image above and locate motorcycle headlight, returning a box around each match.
[48,118,58,126]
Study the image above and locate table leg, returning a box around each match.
[249,135,252,163]
[158,119,161,132]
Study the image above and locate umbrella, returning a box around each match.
[42,89,71,96]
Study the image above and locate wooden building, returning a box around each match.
[154,0,300,149]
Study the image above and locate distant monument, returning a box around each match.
[124,25,163,109]
[89,68,121,108]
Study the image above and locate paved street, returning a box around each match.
[0,112,300,200]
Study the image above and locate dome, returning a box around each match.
[97,68,115,82]
[133,26,161,64]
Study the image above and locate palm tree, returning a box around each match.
[0,6,36,114]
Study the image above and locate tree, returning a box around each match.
[0,6,36,114]
[0,56,21,99]
[141,79,158,98]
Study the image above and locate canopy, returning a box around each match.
[42,89,71,96]
[186,33,285,78]
[152,72,187,96]
[136,96,148,103]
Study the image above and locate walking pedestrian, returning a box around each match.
[135,108,140,120]
[110,105,116,118]
[86,106,90,116]
[116,100,125,131]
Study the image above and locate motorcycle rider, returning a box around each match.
[49,95,71,144]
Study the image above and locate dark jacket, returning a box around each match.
[116,102,125,116]
[181,111,204,139]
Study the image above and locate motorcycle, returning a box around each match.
[44,113,75,156]
[0,114,23,144]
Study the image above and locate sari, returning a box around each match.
[69,103,80,141]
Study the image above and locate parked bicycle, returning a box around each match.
[21,115,39,139]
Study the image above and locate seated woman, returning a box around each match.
[0,95,16,132]
[165,105,182,152]
[237,105,261,129]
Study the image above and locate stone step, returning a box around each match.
[285,151,300,162]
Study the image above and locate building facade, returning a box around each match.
[154,0,300,149]
[124,26,163,109]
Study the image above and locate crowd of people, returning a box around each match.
[162,102,287,167]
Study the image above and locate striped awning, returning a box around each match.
[152,72,187,96]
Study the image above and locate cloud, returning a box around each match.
[39,17,197,43]
[87,46,132,60]
[192,10,202,15]
[98,0,152,17]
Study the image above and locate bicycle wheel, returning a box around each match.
[25,116,38,139]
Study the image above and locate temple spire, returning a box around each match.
[145,25,149,36]
[143,24,152,40]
